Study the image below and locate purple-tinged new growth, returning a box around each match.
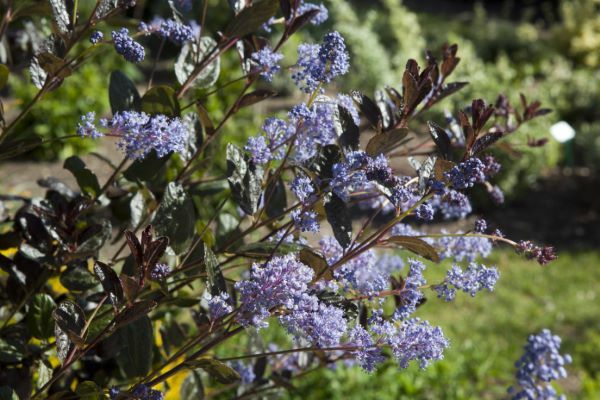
[235,254,313,328]
[251,47,284,81]
[434,263,499,301]
[90,31,104,44]
[112,28,145,63]
[516,240,558,265]
[445,157,487,189]
[149,263,170,281]
[207,292,233,320]
[509,329,571,400]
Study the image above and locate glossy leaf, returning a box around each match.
[153,182,195,254]
[324,193,352,249]
[94,261,124,307]
[175,37,220,89]
[141,85,180,117]
[225,0,279,38]
[53,300,86,363]
[387,236,440,262]
[365,128,409,157]
[63,156,101,197]
[185,357,240,384]
[109,70,141,114]
[204,244,226,296]
[113,315,154,378]
[226,143,263,215]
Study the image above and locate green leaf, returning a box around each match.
[204,243,226,296]
[109,70,141,114]
[36,360,53,390]
[226,0,279,38]
[0,339,25,363]
[27,293,56,339]
[93,261,123,307]
[141,85,180,117]
[234,241,306,258]
[63,156,101,197]
[130,187,157,228]
[386,236,440,262]
[185,357,240,384]
[49,0,72,35]
[175,37,220,89]
[113,315,154,378]
[75,381,103,400]
[324,192,353,249]
[123,150,167,182]
[336,105,360,151]
[365,128,409,157]
[299,248,333,281]
[53,300,86,363]
[0,387,19,400]
[0,64,8,90]
[153,182,195,254]
[76,219,112,255]
[226,143,263,215]
[180,370,205,400]
[0,137,43,160]
[264,174,287,219]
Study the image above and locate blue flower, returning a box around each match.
[348,326,385,372]
[297,2,329,25]
[235,255,314,328]
[77,112,102,139]
[290,175,315,204]
[394,259,426,320]
[387,318,449,369]
[291,209,320,233]
[251,47,284,81]
[292,31,350,93]
[434,263,499,301]
[150,263,170,281]
[139,18,194,45]
[509,329,571,400]
[444,157,487,189]
[416,203,434,221]
[207,292,233,320]
[231,361,256,385]
[112,28,145,63]
[90,31,104,44]
[435,231,492,262]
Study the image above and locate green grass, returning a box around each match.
[288,250,600,400]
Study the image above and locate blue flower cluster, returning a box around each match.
[434,263,499,301]
[293,31,350,93]
[291,209,319,233]
[139,18,194,45]
[110,385,164,400]
[207,291,233,320]
[251,47,284,81]
[445,157,487,189]
[231,361,256,385]
[112,28,145,63]
[245,118,294,165]
[297,2,329,25]
[79,111,189,160]
[290,175,315,204]
[394,259,426,320]
[435,231,493,262]
[149,263,170,281]
[509,329,571,399]
[90,31,104,44]
[235,254,314,328]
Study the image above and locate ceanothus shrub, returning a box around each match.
[0,1,570,399]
